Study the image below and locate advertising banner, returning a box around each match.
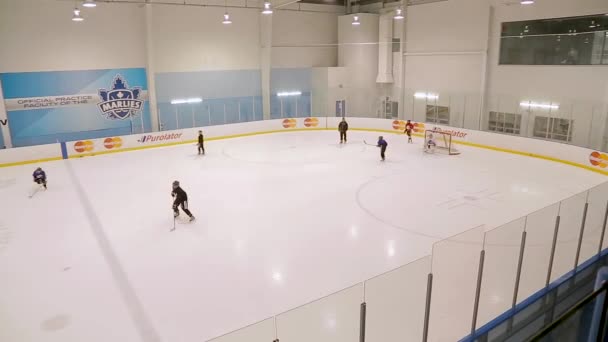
[0,68,151,147]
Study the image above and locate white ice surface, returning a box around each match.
[0,131,604,341]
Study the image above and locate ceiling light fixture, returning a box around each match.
[72,7,84,21]
[222,0,232,25]
[262,1,273,14]
[414,92,439,100]
[520,101,559,110]
[394,8,404,20]
[520,0,534,5]
[222,13,232,24]
[352,15,361,26]
[277,91,302,97]
[171,98,203,105]
[82,0,96,8]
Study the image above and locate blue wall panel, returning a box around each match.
[0,68,151,147]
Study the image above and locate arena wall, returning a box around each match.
[0,118,606,176]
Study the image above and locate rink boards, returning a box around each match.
[0,117,606,175]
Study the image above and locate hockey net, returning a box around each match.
[423,130,460,155]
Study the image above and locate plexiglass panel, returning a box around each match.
[580,183,608,265]
[428,225,485,342]
[551,192,588,282]
[275,283,363,342]
[518,203,560,304]
[365,256,431,342]
[206,318,275,342]
[477,217,526,328]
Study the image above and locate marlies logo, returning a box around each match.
[98,75,143,120]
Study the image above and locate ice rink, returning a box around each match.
[0,130,605,342]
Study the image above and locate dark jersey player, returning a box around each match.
[377,136,388,161]
[32,167,47,189]
[338,118,349,143]
[172,181,195,222]
[198,130,205,155]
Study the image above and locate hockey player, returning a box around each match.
[171,181,195,222]
[197,130,205,155]
[377,136,388,161]
[338,118,349,143]
[404,120,414,144]
[32,167,47,189]
[425,133,437,153]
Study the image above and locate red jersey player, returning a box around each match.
[404,120,414,143]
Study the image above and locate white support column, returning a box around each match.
[399,3,407,119]
[145,4,160,132]
[376,12,394,84]
[478,5,494,131]
[0,79,12,148]
[260,11,273,120]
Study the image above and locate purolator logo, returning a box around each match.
[104,137,123,149]
[432,126,468,138]
[138,132,183,143]
[74,140,94,153]
[282,118,296,128]
[590,151,608,168]
[304,117,319,127]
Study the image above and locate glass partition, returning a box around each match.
[518,203,560,304]
[275,283,364,342]
[579,183,608,266]
[206,318,276,342]
[428,225,485,342]
[477,217,527,328]
[551,192,588,283]
[365,256,431,341]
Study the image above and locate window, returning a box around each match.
[392,38,401,53]
[488,111,522,135]
[426,105,449,125]
[533,116,573,142]
[500,14,608,65]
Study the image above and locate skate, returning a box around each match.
[189,216,196,222]
[174,212,179,218]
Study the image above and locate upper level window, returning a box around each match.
[533,116,573,142]
[426,105,450,125]
[488,111,522,135]
[500,14,608,65]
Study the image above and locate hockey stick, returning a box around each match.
[363,140,377,146]
[171,205,177,232]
